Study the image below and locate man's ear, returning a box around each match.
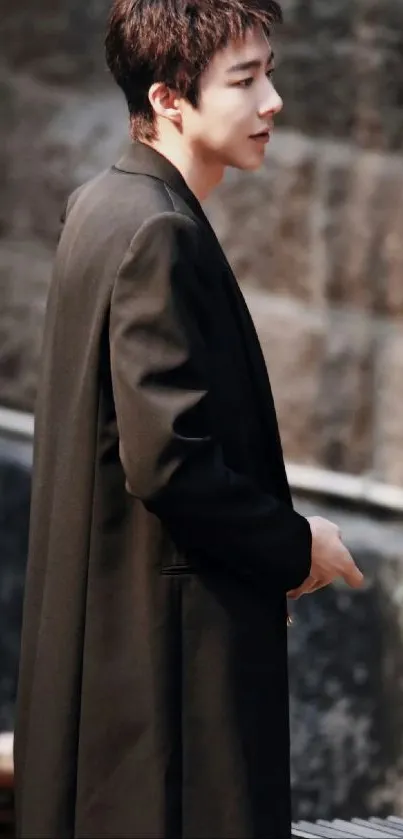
[148,83,182,127]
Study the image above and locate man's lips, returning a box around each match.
[250,130,270,142]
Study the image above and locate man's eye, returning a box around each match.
[266,68,275,80]
[234,77,254,88]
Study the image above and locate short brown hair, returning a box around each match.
[105,0,282,142]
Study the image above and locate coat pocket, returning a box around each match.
[160,545,196,576]
[160,562,195,576]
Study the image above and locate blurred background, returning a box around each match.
[1,0,403,831]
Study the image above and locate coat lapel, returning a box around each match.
[113,142,291,502]
[218,258,292,503]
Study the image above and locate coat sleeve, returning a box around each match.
[109,211,311,592]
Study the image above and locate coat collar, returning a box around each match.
[113,141,208,224]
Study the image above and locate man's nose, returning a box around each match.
[259,85,283,118]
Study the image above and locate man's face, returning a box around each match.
[181,26,283,171]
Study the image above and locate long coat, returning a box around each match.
[14,142,312,839]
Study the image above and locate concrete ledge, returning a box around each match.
[288,463,403,514]
[0,408,34,442]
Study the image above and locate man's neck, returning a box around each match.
[142,138,225,202]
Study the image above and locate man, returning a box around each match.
[14,1,363,836]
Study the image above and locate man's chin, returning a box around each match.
[230,156,266,172]
[219,145,268,172]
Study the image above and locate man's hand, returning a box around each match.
[287,515,364,600]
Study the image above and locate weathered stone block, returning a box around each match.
[2,0,110,83]
[0,72,126,248]
[375,327,403,487]
[247,292,375,476]
[205,152,324,305]
[246,290,325,465]
[379,185,403,318]
[0,243,51,411]
[208,132,403,318]
[324,155,403,315]
[277,0,403,151]
[315,311,375,476]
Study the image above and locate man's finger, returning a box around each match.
[287,585,304,600]
[287,575,318,599]
[303,576,320,594]
[340,547,364,588]
[288,576,332,599]
[308,579,329,594]
[342,562,364,588]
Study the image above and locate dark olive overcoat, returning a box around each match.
[14,142,312,839]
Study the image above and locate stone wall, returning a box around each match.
[1,0,403,487]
